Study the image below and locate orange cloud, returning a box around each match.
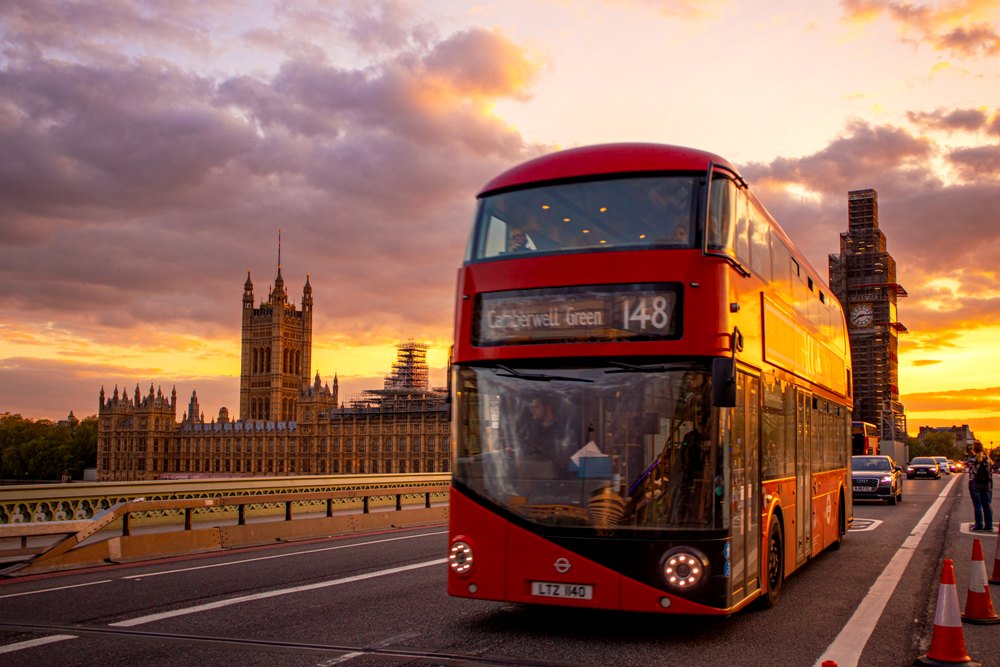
[902,385,1000,412]
[422,28,543,101]
[841,0,1000,56]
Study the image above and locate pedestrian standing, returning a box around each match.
[969,441,993,532]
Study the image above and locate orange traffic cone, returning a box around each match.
[962,539,1000,624]
[988,523,1000,585]
[915,559,980,666]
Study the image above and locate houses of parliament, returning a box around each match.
[97,266,450,481]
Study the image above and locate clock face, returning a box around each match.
[850,303,874,327]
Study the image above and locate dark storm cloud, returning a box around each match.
[0,3,541,347]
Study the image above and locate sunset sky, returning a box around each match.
[1,1,999,444]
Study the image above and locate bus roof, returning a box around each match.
[479,143,740,196]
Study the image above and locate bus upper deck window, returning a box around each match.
[471,176,698,261]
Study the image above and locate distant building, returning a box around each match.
[97,267,449,481]
[829,188,907,444]
[918,425,978,453]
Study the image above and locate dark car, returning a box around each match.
[908,457,941,479]
[853,455,904,505]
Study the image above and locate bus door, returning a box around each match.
[726,371,761,604]
[795,389,811,566]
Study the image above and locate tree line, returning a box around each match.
[0,414,97,482]
[907,432,1000,464]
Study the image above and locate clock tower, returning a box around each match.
[829,188,908,447]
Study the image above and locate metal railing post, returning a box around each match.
[363,496,369,513]
[424,492,431,509]
[285,501,292,521]
[396,494,402,511]
[326,498,333,517]
[237,504,245,526]
[184,508,192,531]
[122,512,130,537]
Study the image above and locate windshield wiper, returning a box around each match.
[493,365,593,383]
[605,361,699,374]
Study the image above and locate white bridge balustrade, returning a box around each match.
[0,474,450,576]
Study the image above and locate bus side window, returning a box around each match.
[708,178,738,254]
[735,194,750,265]
[749,208,772,281]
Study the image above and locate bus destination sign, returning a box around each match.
[474,283,681,346]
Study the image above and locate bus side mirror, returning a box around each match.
[712,358,736,407]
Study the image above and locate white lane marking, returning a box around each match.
[110,558,447,627]
[816,474,961,667]
[848,519,882,532]
[122,530,447,579]
[0,579,114,600]
[0,634,77,654]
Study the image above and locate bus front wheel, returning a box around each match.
[760,519,784,609]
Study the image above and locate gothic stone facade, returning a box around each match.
[97,271,450,481]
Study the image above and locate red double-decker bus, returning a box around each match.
[447,143,852,614]
[852,421,880,455]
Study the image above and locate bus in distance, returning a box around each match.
[448,143,853,615]
[852,421,880,456]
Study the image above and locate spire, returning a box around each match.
[188,389,201,424]
[271,231,286,303]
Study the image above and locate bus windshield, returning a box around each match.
[453,362,724,532]
[472,175,697,259]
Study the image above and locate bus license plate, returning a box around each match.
[531,581,593,600]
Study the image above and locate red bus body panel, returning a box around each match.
[448,488,730,615]
[454,249,731,364]
[479,143,737,195]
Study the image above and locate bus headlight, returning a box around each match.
[449,541,474,575]
[661,548,708,590]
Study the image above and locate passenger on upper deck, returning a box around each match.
[507,226,532,252]
[645,180,691,245]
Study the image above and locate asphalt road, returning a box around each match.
[1,472,997,666]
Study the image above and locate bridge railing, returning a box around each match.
[0,475,451,576]
[0,473,451,524]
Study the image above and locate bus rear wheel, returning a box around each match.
[760,519,784,609]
